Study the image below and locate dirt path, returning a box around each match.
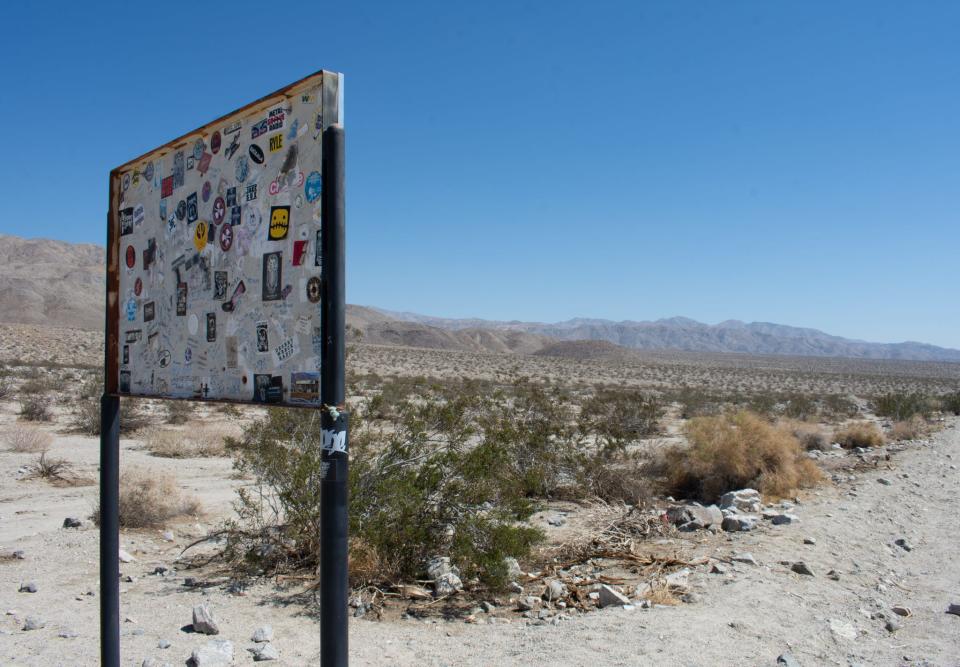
[1,418,958,666]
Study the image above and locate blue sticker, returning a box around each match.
[235,155,249,183]
[185,348,192,363]
[287,118,299,140]
[126,298,137,322]
[304,171,322,202]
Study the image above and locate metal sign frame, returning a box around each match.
[101,71,347,667]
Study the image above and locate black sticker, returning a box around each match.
[176,199,186,221]
[186,193,198,223]
[248,144,265,164]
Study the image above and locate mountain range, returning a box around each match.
[1,234,958,362]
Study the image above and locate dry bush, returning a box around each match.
[18,396,52,422]
[2,426,52,453]
[890,415,928,442]
[834,421,885,448]
[91,467,200,528]
[781,419,830,451]
[145,428,228,458]
[164,401,194,425]
[662,411,823,502]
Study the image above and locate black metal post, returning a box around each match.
[100,393,120,667]
[320,123,348,667]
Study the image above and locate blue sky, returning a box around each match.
[2,1,958,347]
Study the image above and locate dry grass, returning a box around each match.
[834,421,886,448]
[23,452,94,487]
[781,419,830,451]
[890,415,928,442]
[144,427,229,458]
[2,426,52,453]
[662,411,823,502]
[91,467,201,528]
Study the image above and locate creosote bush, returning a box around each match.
[18,396,51,422]
[164,401,194,425]
[834,421,885,448]
[942,392,960,416]
[662,411,823,502]
[889,416,927,442]
[2,426,52,453]
[91,467,200,528]
[71,378,148,435]
[146,428,228,458]
[873,393,931,421]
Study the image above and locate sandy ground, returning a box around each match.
[0,400,958,666]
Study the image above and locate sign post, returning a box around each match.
[102,70,345,665]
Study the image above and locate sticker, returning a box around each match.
[187,193,198,223]
[256,322,269,352]
[161,175,174,198]
[314,229,322,267]
[122,173,131,192]
[290,371,319,403]
[225,133,240,160]
[134,277,143,296]
[268,206,290,240]
[194,220,208,251]
[119,371,130,393]
[210,131,222,154]
[176,199,186,221]
[125,298,137,322]
[235,155,249,182]
[198,152,212,175]
[225,336,238,368]
[188,313,199,336]
[125,245,136,268]
[268,107,285,131]
[219,223,233,251]
[133,204,145,226]
[304,169,322,202]
[293,239,308,266]
[193,139,205,161]
[245,183,258,201]
[262,252,282,301]
[212,196,226,225]
[273,336,298,365]
[306,276,321,303]
[269,133,283,153]
[213,271,228,300]
[222,280,245,312]
[322,428,347,453]
[158,349,171,367]
[202,181,212,203]
[226,187,237,207]
[176,283,188,315]
[144,301,155,322]
[230,206,241,226]
[185,348,192,364]
[248,144,264,164]
[287,118,299,140]
[144,162,155,182]
[119,208,134,236]
[206,313,217,341]
[173,152,185,188]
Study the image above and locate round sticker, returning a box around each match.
[176,200,186,221]
[248,144,264,164]
[158,350,171,368]
[125,246,136,268]
[244,205,261,227]
[134,277,143,296]
[194,220,209,251]
[202,180,212,202]
[219,223,233,251]
[144,162,154,182]
[294,194,303,209]
[210,131,221,154]
[306,276,322,303]
[212,197,226,225]
[122,173,131,191]
[235,155,249,182]
[188,313,199,335]
[304,171,322,202]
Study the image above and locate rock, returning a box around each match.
[142,659,159,667]
[192,604,220,635]
[770,513,799,526]
[893,538,912,552]
[509,582,524,593]
[63,517,82,528]
[58,629,78,638]
[23,616,45,631]
[891,606,911,617]
[946,603,960,616]
[399,585,432,600]
[791,562,814,576]
[546,513,567,527]
[118,549,135,563]
[158,639,171,649]
[18,581,37,593]
[668,504,723,530]
[885,618,902,632]
[827,570,841,581]
[481,601,496,613]
[828,618,857,640]
[709,563,727,575]
[11,550,25,560]
[517,596,541,612]
[597,584,630,608]
[433,572,463,596]
[251,625,273,643]
[189,639,234,666]
[681,592,699,604]
[719,489,762,514]
[803,537,816,545]
[777,653,802,667]
[722,514,758,532]
[877,478,892,486]
[542,579,567,602]
[731,552,758,566]
[162,531,175,542]
[664,568,691,590]
[250,643,279,661]
[153,566,168,576]
[503,557,523,580]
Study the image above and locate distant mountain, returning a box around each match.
[376,308,960,362]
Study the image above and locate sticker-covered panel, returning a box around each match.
[111,71,338,406]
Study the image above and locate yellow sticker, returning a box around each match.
[194,220,208,251]
[269,133,284,153]
[268,206,290,240]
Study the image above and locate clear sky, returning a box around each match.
[2,1,958,347]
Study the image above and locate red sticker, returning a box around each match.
[293,240,308,266]
[198,152,212,175]
[161,175,173,198]
[125,246,136,269]
[219,223,233,251]
[211,131,222,154]
[212,196,226,225]
[134,277,142,296]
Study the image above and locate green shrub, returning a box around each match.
[874,393,931,421]
[164,401,194,425]
[578,389,662,454]
[942,392,960,416]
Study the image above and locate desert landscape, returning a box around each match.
[0,232,959,667]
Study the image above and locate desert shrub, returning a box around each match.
[782,419,830,451]
[578,389,662,454]
[146,428,227,458]
[834,421,885,448]
[890,415,927,442]
[23,452,92,486]
[747,393,778,417]
[2,426,53,453]
[91,467,200,528]
[70,379,149,435]
[672,387,722,419]
[782,393,816,420]
[0,371,12,399]
[18,396,51,422]
[662,411,823,502]
[226,395,542,589]
[942,392,960,416]
[821,394,859,419]
[164,401,194,425]
[574,451,651,506]
[18,377,55,396]
[216,402,243,417]
[874,393,931,421]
